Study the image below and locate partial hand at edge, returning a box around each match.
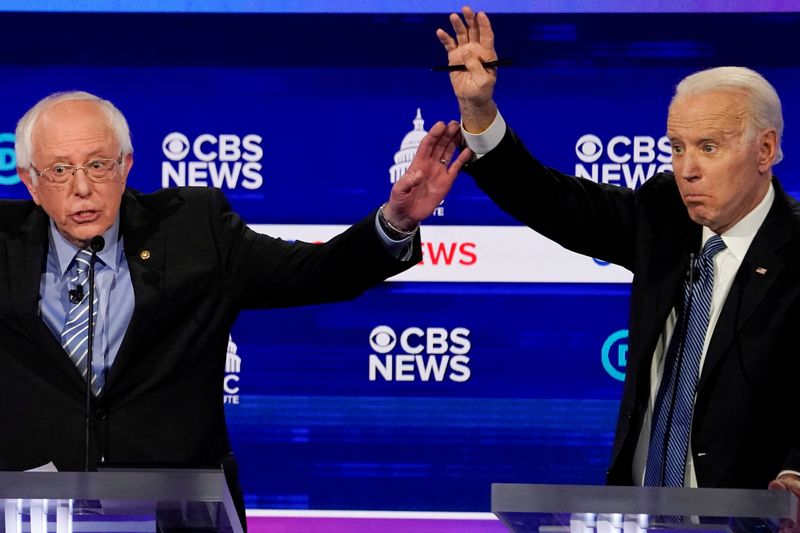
[769,474,800,533]
[383,120,472,231]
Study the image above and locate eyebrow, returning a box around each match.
[44,150,117,163]
[667,131,728,144]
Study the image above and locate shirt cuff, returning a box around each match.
[461,111,507,159]
[374,211,416,261]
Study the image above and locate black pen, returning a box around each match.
[431,59,513,72]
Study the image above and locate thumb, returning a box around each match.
[394,170,424,196]
[769,479,790,491]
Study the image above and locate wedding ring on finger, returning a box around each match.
[439,158,449,165]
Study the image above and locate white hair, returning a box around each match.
[15,91,134,171]
[672,66,783,164]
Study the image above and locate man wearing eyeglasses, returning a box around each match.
[2,91,470,529]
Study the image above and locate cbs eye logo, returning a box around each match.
[369,325,397,354]
[0,133,20,186]
[162,132,191,161]
[575,134,603,163]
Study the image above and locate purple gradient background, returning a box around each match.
[247,516,506,532]
[2,0,799,13]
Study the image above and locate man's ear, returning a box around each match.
[18,167,41,205]
[758,129,778,173]
[120,153,133,186]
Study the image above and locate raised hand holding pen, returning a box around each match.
[436,6,499,133]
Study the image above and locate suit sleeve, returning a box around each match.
[206,189,421,309]
[465,126,639,270]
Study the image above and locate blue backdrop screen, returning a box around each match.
[1,10,798,513]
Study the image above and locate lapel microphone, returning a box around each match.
[69,285,84,304]
[70,236,106,305]
[685,253,699,283]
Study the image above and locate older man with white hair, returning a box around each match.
[0,90,470,530]
[438,5,800,502]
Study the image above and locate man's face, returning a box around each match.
[19,100,132,248]
[667,90,776,235]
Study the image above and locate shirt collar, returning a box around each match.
[701,182,775,262]
[50,216,123,278]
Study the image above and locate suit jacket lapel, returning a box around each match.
[6,207,90,393]
[697,183,791,392]
[104,190,165,392]
[633,220,702,389]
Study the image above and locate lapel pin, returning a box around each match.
[139,250,151,260]
[755,267,767,275]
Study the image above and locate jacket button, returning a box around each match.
[94,409,107,421]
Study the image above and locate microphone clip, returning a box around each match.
[686,253,699,284]
[68,285,84,304]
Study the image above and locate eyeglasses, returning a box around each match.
[30,156,123,185]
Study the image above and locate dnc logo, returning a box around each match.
[0,133,20,186]
[601,329,628,381]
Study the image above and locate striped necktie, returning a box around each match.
[61,248,103,395]
[644,234,727,487]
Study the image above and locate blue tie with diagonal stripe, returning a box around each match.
[61,249,104,395]
[644,234,726,487]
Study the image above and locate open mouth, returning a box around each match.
[70,210,101,223]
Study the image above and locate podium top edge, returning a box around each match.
[490,483,798,520]
[0,469,228,500]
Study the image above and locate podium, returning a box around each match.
[492,483,798,532]
[0,469,243,533]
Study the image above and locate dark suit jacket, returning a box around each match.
[0,186,420,521]
[466,127,800,489]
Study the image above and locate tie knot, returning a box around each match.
[700,235,726,260]
[73,248,93,274]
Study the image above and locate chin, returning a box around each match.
[687,208,715,228]
[64,228,104,247]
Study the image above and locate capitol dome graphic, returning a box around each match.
[226,335,240,372]
[224,334,242,404]
[389,108,427,184]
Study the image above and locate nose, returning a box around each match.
[71,167,93,197]
[677,150,701,182]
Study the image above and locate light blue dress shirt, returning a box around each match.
[37,209,410,390]
[39,217,135,389]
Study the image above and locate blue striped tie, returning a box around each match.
[61,249,103,395]
[644,235,726,487]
